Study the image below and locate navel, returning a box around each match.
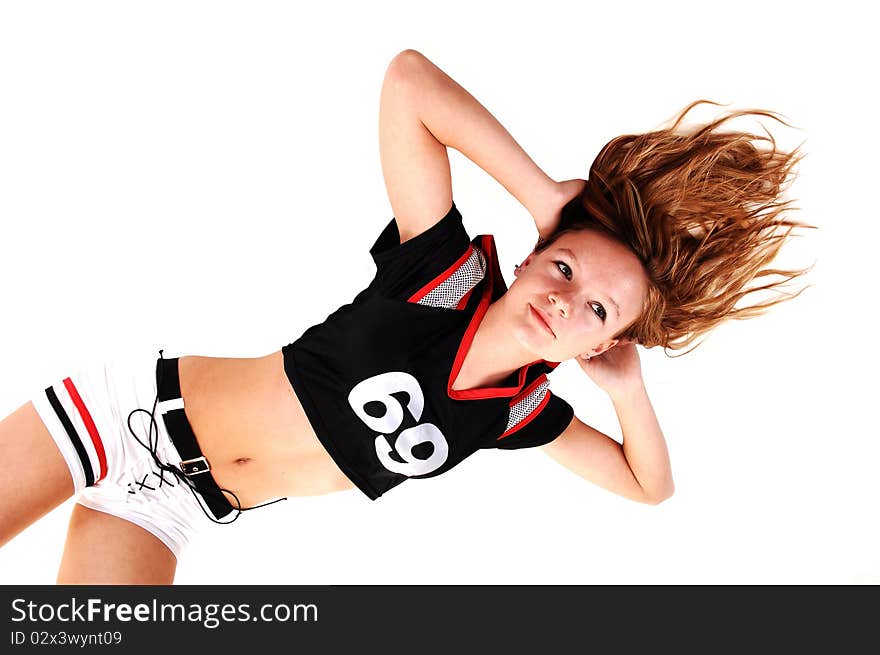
[235,457,252,465]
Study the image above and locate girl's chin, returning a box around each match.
[511,327,558,362]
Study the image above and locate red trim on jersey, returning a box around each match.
[499,374,550,439]
[62,377,108,482]
[498,390,552,440]
[509,373,549,407]
[448,235,551,401]
[455,287,473,310]
[408,244,475,304]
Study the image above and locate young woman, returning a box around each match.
[0,49,813,584]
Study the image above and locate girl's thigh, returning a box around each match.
[0,400,74,548]
[57,504,176,584]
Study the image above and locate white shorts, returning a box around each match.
[30,346,218,559]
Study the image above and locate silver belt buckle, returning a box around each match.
[180,456,210,476]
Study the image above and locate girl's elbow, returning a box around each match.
[645,485,675,505]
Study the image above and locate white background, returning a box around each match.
[1,0,876,584]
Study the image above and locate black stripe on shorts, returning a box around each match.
[44,385,95,487]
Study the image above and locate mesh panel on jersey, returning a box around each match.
[504,378,550,434]
[417,246,487,309]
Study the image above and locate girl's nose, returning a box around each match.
[548,292,570,317]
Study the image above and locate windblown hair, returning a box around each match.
[536,100,816,356]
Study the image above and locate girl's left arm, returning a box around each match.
[609,382,675,503]
[542,343,675,504]
[541,388,675,505]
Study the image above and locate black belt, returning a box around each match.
[155,356,235,520]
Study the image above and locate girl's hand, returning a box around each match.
[532,178,587,241]
[576,338,644,399]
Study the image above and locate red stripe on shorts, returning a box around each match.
[63,377,108,482]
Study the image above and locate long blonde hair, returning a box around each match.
[536,100,816,355]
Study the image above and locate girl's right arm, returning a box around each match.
[380,49,565,241]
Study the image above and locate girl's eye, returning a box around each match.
[554,261,572,280]
[555,260,606,322]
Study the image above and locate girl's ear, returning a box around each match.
[514,253,536,277]
[583,339,619,359]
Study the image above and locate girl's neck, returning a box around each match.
[452,297,540,391]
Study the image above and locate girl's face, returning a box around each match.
[507,229,649,362]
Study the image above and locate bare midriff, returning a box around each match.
[176,350,355,508]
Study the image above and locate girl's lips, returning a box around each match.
[529,304,555,337]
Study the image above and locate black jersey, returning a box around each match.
[282,202,574,500]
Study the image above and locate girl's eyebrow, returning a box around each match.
[558,247,621,319]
